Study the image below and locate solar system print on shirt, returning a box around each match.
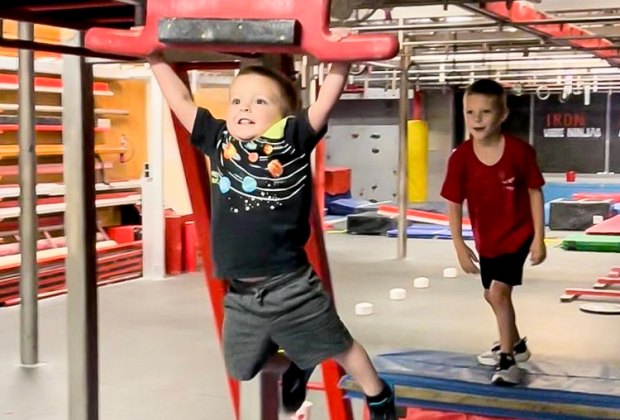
[190,107,326,279]
[212,116,308,213]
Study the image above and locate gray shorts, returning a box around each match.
[222,264,354,380]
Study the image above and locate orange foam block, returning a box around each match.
[325,167,351,196]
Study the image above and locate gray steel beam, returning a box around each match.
[397,48,410,260]
[18,20,38,367]
[62,31,99,420]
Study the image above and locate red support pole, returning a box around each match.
[170,68,240,419]
[183,221,197,272]
[412,91,424,120]
[314,140,327,223]
[305,137,354,420]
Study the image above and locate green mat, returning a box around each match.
[561,233,620,252]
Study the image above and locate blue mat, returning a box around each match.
[327,198,375,216]
[543,182,620,202]
[341,350,620,420]
[387,224,474,240]
[325,191,352,208]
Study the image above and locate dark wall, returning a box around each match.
[609,94,620,172]
[452,89,613,173]
[533,93,606,173]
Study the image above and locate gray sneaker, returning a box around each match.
[491,354,522,386]
[477,337,530,366]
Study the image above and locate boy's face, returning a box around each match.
[463,93,507,142]
[226,74,285,141]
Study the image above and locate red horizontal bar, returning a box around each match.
[0,253,142,291]
[2,265,142,306]
[0,240,141,272]
[564,288,620,298]
[0,215,64,232]
[0,124,109,132]
[0,191,135,209]
[0,162,112,177]
[0,74,110,92]
[596,277,620,285]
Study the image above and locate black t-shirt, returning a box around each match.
[190,107,326,279]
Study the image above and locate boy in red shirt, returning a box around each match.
[441,79,546,385]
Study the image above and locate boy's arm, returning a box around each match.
[528,188,546,265]
[528,188,545,240]
[148,55,198,132]
[447,201,465,247]
[525,143,546,265]
[447,201,480,274]
[307,62,350,133]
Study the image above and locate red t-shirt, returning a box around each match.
[440,135,545,258]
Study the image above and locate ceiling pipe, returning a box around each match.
[353,71,620,82]
[406,52,599,61]
[19,2,126,12]
[403,37,542,47]
[351,15,620,34]
[368,64,614,75]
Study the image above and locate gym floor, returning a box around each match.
[1,233,619,420]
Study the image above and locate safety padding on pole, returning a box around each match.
[407,120,428,203]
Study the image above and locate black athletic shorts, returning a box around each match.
[479,236,533,290]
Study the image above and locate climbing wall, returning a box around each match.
[326,99,399,202]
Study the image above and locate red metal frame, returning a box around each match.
[84,0,399,62]
[170,68,352,420]
[481,2,620,64]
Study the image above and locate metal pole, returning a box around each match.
[397,48,410,259]
[529,94,535,146]
[605,91,612,174]
[18,21,38,367]
[62,31,99,420]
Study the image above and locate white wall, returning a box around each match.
[326,91,455,204]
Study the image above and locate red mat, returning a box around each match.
[403,408,515,420]
[585,214,620,235]
[363,407,514,420]
[572,192,620,201]
[378,205,472,229]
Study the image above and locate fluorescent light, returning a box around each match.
[445,16,474,23]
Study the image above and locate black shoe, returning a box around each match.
[491,353,521,386]
[366,380,397,420]
[281,362,315,413]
